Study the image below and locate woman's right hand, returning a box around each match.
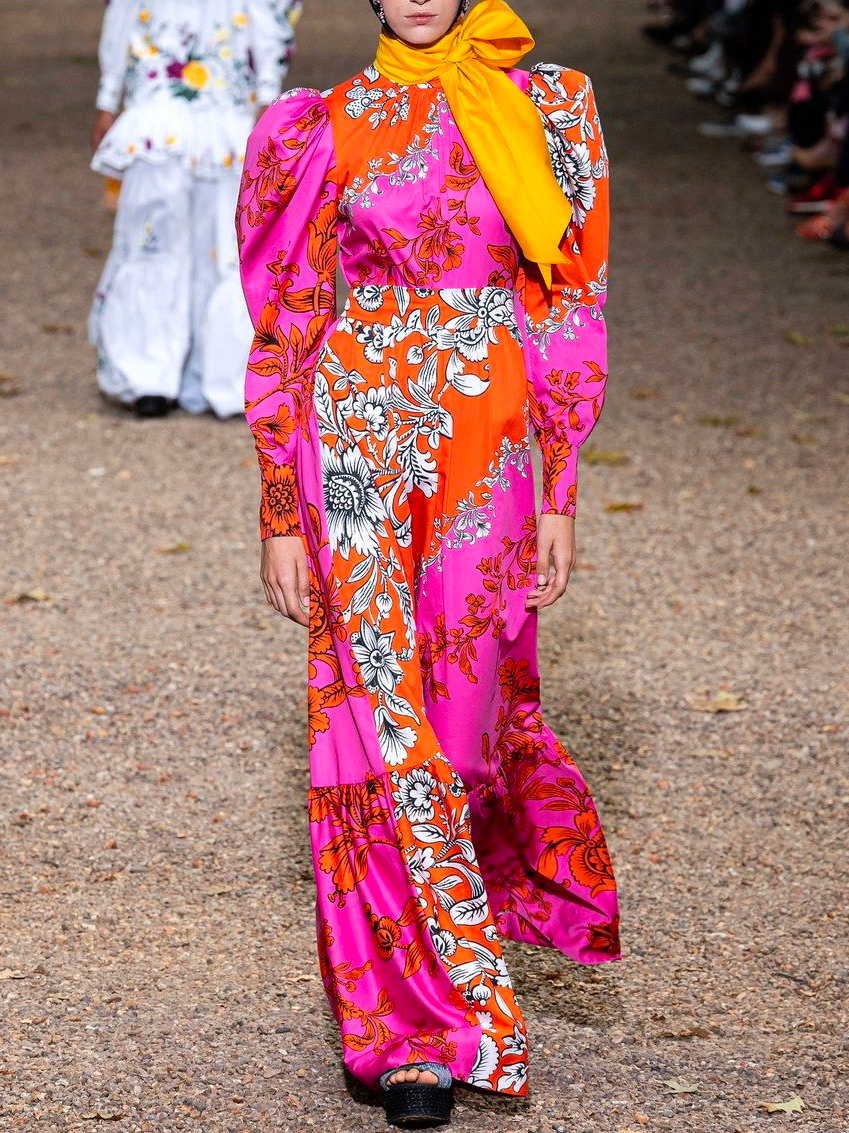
[260,536,311,627]
[91,109,117,154]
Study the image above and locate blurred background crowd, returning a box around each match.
[642,0,849,248]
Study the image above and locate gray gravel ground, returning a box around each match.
[2,1,848,1131]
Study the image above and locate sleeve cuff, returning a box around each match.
[540,437,579,517]
[259,462,302,539]
[96,75,124,114]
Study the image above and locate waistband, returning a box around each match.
[341,284,521,332]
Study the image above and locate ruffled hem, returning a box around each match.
[91,95,254,180]
[309,765,529,1095]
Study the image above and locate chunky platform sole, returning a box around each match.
[380,1062,454,1128]
[384,1082,453,1127]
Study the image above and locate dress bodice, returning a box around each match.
[324,70,518,290]
[96,0,298,115]
[236,61,610,530]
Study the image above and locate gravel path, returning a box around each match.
[2,2,848,1130]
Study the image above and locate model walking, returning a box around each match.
[90,0,300,418]
[237,0,620,1124]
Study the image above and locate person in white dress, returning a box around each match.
[90,0,301,418]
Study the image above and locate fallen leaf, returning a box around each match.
[658,1024,714,1040]
[758,1096,804,1114]
[828,323,849,337]
[157,542,193,555]
[6,587,51,605]
[42,323,75,335]
[686,689,748,714]
[582,447,630,466]
[0,373,21,398]
[747,485,763,495]
[663,1078,699,1094]
[734,425,764,437]
[80,1111,126,1121]
[630,386,660,399]
[698,414,740,427]
[605,501,643,513]
[784,331,812,347]
[0,454,20,466]
[835,392,849,405]
[789,433,815,445]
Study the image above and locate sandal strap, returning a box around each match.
[379,1062,453,1090]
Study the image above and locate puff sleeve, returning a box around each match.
[246,0,300,106]
[236,91,339,540]
[520,66,610,518]
[95,0,135,113]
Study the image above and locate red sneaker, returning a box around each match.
[787,173,841,215]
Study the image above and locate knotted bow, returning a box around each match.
[374,0,572,288]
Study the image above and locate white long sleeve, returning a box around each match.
[246,0,298,106]
[96,0,137,112]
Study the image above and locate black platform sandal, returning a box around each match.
[379,1062,454,1128]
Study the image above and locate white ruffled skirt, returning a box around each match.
[92,91,254,180]
[89,97,253,417]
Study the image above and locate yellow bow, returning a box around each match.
[374,0,572,288]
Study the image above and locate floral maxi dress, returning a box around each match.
[236,62,620,1096]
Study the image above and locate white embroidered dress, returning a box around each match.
[90,0,299,415]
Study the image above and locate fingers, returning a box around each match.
[295,547,311,621]
[526,528,554,609]
[536,551,574,609]
[281,569,309,627]
[526,521,577,610]
[264,565,307,626]
[260,537,310,627]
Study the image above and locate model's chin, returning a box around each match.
[393,19,454,47]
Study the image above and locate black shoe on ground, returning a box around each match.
[380,1064,454,1129]
[134,395,171,419]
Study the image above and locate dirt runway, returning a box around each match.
[1,1,848,1130]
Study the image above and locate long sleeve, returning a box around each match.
[96,0,136,113]
[236,90,338,540]
[519,66,610,518]
[246,0,299,107]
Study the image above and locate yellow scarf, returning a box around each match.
[374,0,572,288]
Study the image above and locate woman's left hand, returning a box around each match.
[526,513,576,610]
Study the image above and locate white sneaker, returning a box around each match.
[753,141,793,168]
[698,119,747,138]
[686,76,717,96]
[735,113,777,136]
[689,41,724,79]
